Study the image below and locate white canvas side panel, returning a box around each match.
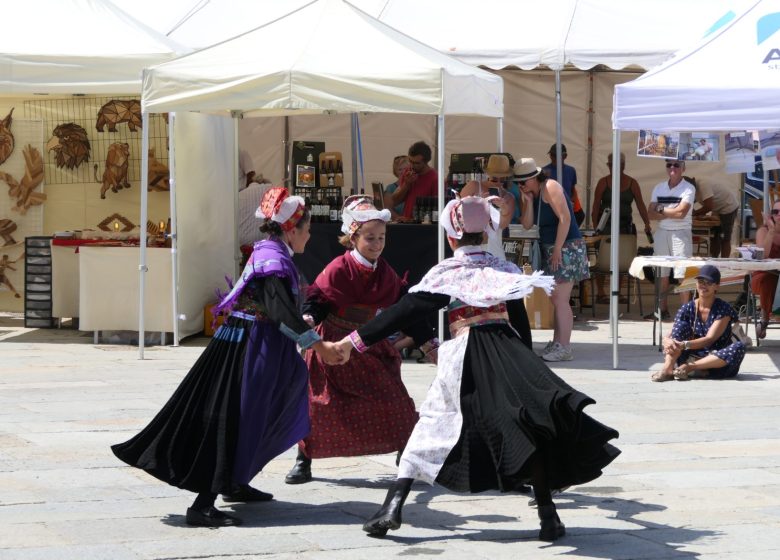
[174,112,235,338]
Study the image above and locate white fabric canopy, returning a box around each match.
[613,0,780,131]
[141,0,503,118]
[126,0,737,71]
[0,0,186,94]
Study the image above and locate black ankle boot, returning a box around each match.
[363,478,413,537]
[285,450,312,484]
[537,503,566,541]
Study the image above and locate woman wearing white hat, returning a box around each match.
[517,158,590,362]
[330,196,620,542]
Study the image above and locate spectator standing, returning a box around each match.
[691,179,740,259]
[542,143,585,226]
[646,159,696,320]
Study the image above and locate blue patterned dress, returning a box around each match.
[671,298,746,378]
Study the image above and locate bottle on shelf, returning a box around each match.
[320,159,328,187]
[326,160,335,187]
[322,195,330,223]
[432,198,439,223]
[335,159,343,186]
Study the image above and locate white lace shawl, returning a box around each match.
[409,251,555,307]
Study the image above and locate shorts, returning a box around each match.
[654,228,692,278]
[713,209,737,244]
[542,238,590,283]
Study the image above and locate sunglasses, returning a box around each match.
[666,162,681,169]
[772,209,780,215]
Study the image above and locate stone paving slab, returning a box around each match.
[1,312,779,559]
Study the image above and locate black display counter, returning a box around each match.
[294,222,450,285]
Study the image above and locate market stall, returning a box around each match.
[138,0,504,357]
[610,0,778,366]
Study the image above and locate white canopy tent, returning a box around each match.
[0,0,185,94]
[609,0,777,367]
[137,0,503,357]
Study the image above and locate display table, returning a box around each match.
[77,247,173,342]
[294,222,449,285]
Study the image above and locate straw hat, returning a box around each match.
[513,158,542,181]
[485,154,512,178]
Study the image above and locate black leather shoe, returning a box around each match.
[537,504,566,541]
[284,456,312,484]
[222,484,273,503]
[363,479,412,537]
[185,506,243,527]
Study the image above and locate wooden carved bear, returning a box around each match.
[96,100,142,132]
[95,143,130,199]
[147,148,170,191]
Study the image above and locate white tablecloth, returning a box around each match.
[629,256,780,280]
[78,247,173,332]
[51,244,80,319]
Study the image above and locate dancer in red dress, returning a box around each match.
[285,196,433,483]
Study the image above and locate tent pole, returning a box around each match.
[555,69,563,186]
[138,112,150,359]
[283,116,290,188]
[351,113,358,194]
[231,112,241,279]
[168,112,179,346]
[764,167,770,218]
[437,114,445,341]
[610,128,621,369]
[584,70,595,229]
[497,117,504,152]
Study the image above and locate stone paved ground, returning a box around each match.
[1,311,779,559]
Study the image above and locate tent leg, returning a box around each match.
[436,114,445,341]
[497,117,504,152]
[610,129,621,369]
[168,112,179,346]
[351,113,358,194]
[584,71,595,229]
[139,112,150,360]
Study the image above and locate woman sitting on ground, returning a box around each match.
[651,265,746,382]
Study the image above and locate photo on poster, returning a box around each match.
[679,133,719,162]
[637,130,679,159]
[725,131,759,174]
[296,164,316,188]
[758,130,780,171]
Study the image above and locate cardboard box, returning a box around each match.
[203,303,225,337]
[524,287,554,330]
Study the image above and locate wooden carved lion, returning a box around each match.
[46,123,91,170]
[148,148,170,191]
[94,142,130,199]
[0,108,14,165]
[96,99,142,132]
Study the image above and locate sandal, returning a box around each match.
[757,320,769,340]
[672,366,690,381]
[651,370,674,382]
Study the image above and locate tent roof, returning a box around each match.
[613,0,780,131]
[0,0,186,95]
[141,0,503,117]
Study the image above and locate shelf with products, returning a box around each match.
[293,186,344,223]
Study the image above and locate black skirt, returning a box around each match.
[111,317,251,495]
[435,324,620,493]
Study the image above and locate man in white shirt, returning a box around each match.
[647,159,696,319]
[692,179,740,258]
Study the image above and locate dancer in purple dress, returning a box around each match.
[112,187,341,527]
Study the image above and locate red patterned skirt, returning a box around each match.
[301,315,418,458]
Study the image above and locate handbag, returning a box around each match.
[529,185,544,271]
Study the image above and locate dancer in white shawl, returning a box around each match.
[333,196,621,542]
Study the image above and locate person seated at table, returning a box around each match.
[383,155,410,219]
[651,265,746,382]
[591,152,651,304]
[691,178,739,259]
[751,199,780,339]
[389,141,438,219]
